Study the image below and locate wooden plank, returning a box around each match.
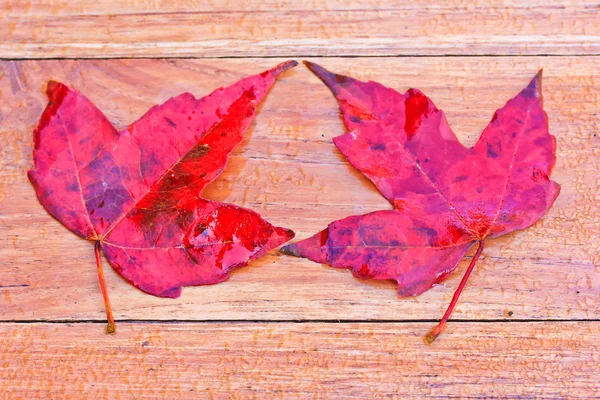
[0,57,598,322]
[2,0,600,58]
[1,322,599,398]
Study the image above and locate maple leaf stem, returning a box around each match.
[425,240,485,344]
[95,241,116,334]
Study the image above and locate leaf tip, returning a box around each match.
[302,60,318,70]
[523,69,543,99]
[534,68,543,84]
[281,227,296,241]
[271,60,299,76]
[160,286,183,298]
[46,80,66,99]
[303,60,330,79]
[280,243,301,257]
[38,81,71,134]
[303,61,349,94]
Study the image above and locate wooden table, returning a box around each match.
[1,1,599,398]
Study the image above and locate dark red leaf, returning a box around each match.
[29,61,297,332]
[282,61,560,341]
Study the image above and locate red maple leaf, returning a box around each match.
[29,61,297,333]
[282,61,560,342]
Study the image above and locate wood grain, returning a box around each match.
[1,322,599,398]
[2,0,600,58]
[2,1,599,396]
[1,57,598,322]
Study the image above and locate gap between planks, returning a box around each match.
[1,319,599,325]
[2,53,600,61]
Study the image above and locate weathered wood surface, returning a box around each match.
[2,0,600,58]
[1,1,600,397]
[1,322,599,398]
[1,57,598,322]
